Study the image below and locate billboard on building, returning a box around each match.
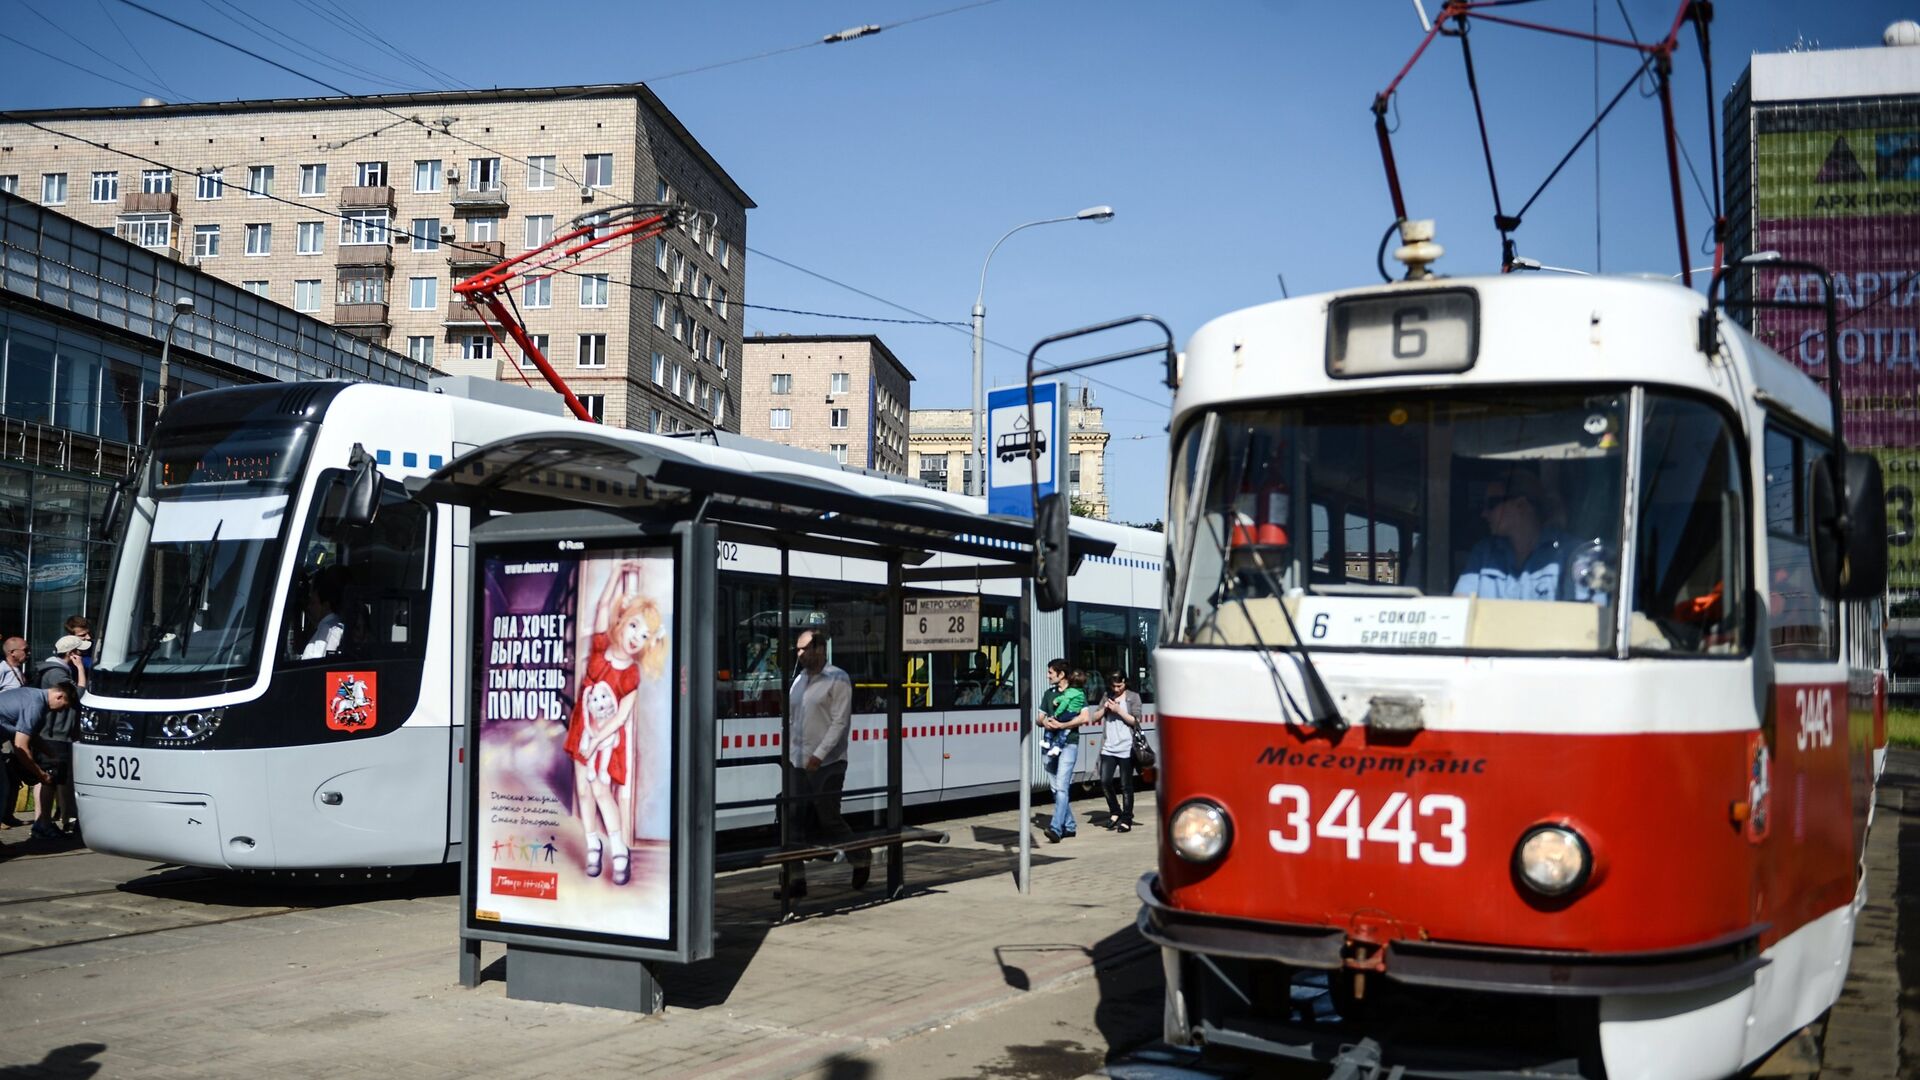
[1745,95,1920,590]
[468,545,680,949]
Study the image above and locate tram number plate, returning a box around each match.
[94,754,142,782]
[1268,785,1465,867]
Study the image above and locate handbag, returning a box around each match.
[1131,730,1156,769]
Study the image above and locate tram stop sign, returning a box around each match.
[986,381,1066,518]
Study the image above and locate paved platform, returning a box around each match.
[0,792,1163,1079]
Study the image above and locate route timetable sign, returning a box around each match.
[903,595,979,651]
[986,381,1065,518]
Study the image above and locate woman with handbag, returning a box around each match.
[1096,671,1145,832]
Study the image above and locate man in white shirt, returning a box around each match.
[0,636,27,691]
[778,628,869,899]
[300,567,347,660]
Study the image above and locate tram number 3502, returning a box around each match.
[1268,784,1466,866]
[94,754,141,782]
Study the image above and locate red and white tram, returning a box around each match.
[1138,263,1888,1078]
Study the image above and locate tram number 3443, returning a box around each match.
[1268,785,1466,867]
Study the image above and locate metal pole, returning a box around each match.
[886,557,905,896]
[1017,574,1032,894]
[971,302,985,497]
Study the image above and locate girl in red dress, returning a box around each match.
[567,562,666,886]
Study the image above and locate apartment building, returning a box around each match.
[0,84,751,433]
[909,392,1110,519]
[739,335,913,474]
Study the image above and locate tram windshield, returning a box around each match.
[1168,389,1746,656]
[93,422,314,694]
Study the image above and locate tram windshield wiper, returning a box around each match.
[127,520,222,693]
[1217,433,1345,734]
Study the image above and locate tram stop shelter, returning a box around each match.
[410,429,1115,1012]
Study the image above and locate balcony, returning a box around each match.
[448,240,504,271]
[334,301,390,329]
[450,182,509,212]
[121,190,177,214]
[340,185,395,210]
[336,243,392,268]
[445,301,489,326]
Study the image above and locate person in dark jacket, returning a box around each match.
[32,635,87,838]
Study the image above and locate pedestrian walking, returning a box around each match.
[1097,671,1144,832]
[778,628,869,899]
[1041,668,1096,843]
[34,635,89,837]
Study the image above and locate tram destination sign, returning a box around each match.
[1326,288,1478,378]
[903,595,979,651]
[1294,596,1470,649]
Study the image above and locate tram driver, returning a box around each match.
[1452,466,1601,603]
[298,565,350,659]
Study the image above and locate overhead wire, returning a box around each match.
[16,1,172,102]
[0,29,170,102]
[303,0,473,92]
[95,0,184,99]
[195,0,434,94]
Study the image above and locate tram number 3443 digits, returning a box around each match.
[94,754,141,781]
[1268,785,1465,866]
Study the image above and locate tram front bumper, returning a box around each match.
[74,783,246,869]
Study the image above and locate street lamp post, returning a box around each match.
[970,205,1114,497]
[155,296,196,425]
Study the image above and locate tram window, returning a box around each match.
[280,473,430,663]
[1630,396,1747,656]
[1764,424,1837,661]
[1066,601,1156,704]
[714,573,787,720]
[934,596,1020,709]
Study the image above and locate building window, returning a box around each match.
[244,222,272,255]
[247,165,273,198]
[193,224,220,259]
[0,176,17,195]
[356,161,388,187]
[830,408,849,428]
[141,169,172,194]
[584,153,614,188]
[299,163,327,196]
[1069,452,1083,496]
[412,217,440,251]
[408,276,437,310]
[578,334,608,368]
[414,159,441,193]
[919,453,949,488]
[525,215,553,250]
[578,394,606,422]
[716,285,728,319]
[650,352,667,385]
[655,237,669,273]
[768,409,791,430]
[830,372,850,395]
[463,335,493,361]
[524,277,551,308]
[770,373,792,395]
[407,336,434,365]
[340,209,389,245]
[467,157,501,191]
[832,444,849,465]
[527,155,557,190]
[297,221,325,255]
[40,173,66,205]
[117,214,171,250]
[671,310,685,342]
[337,268,385,305]
[718,236,729,270]
[579,274,609,308]
[671,363,685,397]
[293,279,321,313]
[196,169,223,200]
[649,408,662,432]
[652,295,667,329]
[717,340,728,375]
[242,280,269,297]
[90,171,118,203]
[467,217,498,242]
[522,334,548,369]
[581,211,611,239]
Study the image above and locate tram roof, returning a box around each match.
[409,428,1118,565]
[1176,273,1835,437]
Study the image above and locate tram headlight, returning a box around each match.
[155,708,224,746]
[78,707,109,739]
[1514,825,1591,897]
[1169,800,1231,863]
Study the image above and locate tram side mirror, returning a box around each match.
[1034,493,1070,613]
[1809,452,1888,601]
[321,444,384,534]
[100,483,126,537]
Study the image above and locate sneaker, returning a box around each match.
[1045,828,1062,844]
[1116,821,1132,833]
[29,820,61,841]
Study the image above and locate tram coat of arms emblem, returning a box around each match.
[326,671,378,732]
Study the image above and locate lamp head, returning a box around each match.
[171,296,195,313]
[1741,250,1784,266]
[1076,205,1116,223]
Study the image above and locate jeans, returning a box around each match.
[1048,741,1078,835]
[1098,752,1134,825]
[787,759,868,882]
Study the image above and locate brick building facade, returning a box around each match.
[0,84,751,433]
[908,395,1110,518]
[739,335,912,473]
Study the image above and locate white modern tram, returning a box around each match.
[74,378,1162,870]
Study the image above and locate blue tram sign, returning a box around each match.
[987,380,1065,518]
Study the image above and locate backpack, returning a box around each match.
[36,658,76,743]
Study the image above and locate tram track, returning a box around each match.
[0,903,312,959]
[0,869,219,909]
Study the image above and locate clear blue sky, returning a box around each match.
[2,0,1911,522]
